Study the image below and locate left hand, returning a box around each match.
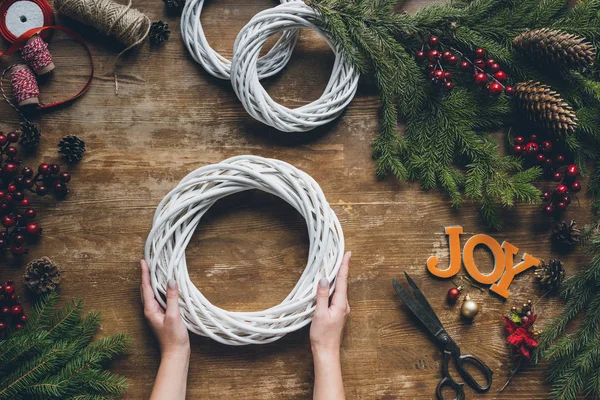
[140,259,190,359]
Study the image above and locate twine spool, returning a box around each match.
[53,0,151,93]
[145,155,344,345]
[0,0,54,43]
[20,34,54,75]
[10,64,39,107]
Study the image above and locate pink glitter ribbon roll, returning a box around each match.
[11,66,39,105]
[20,35,53,75]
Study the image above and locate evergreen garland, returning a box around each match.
[308,0,600,228]
[0,293,130,399]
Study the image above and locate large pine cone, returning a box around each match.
[551,220,581,248]
[514,81,577,135]
[513,28,595,69]
[23,256,61,294]
[535,259,566,291]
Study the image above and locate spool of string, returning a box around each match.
[53,0,151,93]
[10,64,40,107]
[20,34,55,75]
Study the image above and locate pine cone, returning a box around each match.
[58,135,86,164]
[514,81,577,135]
[535,259,566,291]
[150,21,170,45]
[23,256,61,294]
[163,0,185,11]
[513,28,596,69]
[551,220,581,248]
[18,122,40,150]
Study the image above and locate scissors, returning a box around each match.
[392,273,493,400]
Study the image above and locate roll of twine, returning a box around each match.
[20,35,54,74]
[10,64,39,105]
[0,0,54,43]
[53,0,151,93]
[145,155,344,346]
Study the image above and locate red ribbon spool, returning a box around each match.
[0,0,54,43]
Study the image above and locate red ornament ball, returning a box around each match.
[571,181,582,193]
[494,71,507,81]
[524,142,539,155]
[447,287,462,303]
[416,51,426,61]
[474,73,487,85]
[488,82,503,95]
[428,35,439,46]
[460,60,470,70]
[555,184,568,195]
[553,171,563,181]
[475,47,485,57]
[566,164,578,177]
[504,86,515,95]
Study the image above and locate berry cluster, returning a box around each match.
[512,134,581,215]
[0,130,72,257]
[416,37,514,95]
[0,279,26,333]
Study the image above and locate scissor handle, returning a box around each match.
[456,353,493,392]
[436,376,465,400]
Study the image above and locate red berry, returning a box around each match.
[571,181,582,192]
[21,167,33,177]
[416,51,426,61]
[556,184,568,195]
[490,63,501,72]
[14,192,24,202]
[15,324,23,330]
[0,135,6,146]
[7,132,18,143]
[36,185,48,196]
[25,208,36,219]
[563,195,572,205]
[427,63,436,70]
[529,134,538,142]
[7,184,16,193]
[20,314,27,323]
[475,48,485,57]
[555,155,565,164]
[443,71,453,80]
[514,144,524,154]
[541,141,552,153]
[557,201,567,210]
[434,69,444,79]
[442,50,452,59]
[447,287,462,303]
[4,163,17,174]
[2,216,15,228]
[0,322,5,331]
[488,82,503,95]
[428,35,439,46]
[494,70,507,81]
[20,198,29,206]
[566,164,578,177]
[443,81,454,91]
[504,86,514,95]
[542,191,551,201]
[474,73,487,85]
[544,205,554,215]
[553,171,563,181]
[514,136,525,145]
[485,58,496,68]
[11,305,22,316]
[460,60,470,70]
[54,183,68,196]
[1,307,9,315]
[447,55,458,65]
[10,294,16,302]
[22,178,33,188]
[38,163,51,175]
[428,50,441,61]
[4,285,14,295]
[11,245,25,256]
[6,146,17,157]
[525,142,539,155]
[50,164,60,174]
[536,154,546,163]
[474,58,485,69]
[26,223,41,236]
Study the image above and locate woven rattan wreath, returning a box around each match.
[231,2,360,132]
[181,0,299,80]
[144,155,344,345]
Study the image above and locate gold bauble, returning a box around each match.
[460,295,480,319]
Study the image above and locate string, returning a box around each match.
[53,0,151,93]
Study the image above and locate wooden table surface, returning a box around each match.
[2,0,593,399]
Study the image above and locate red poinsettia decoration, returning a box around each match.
[503,314,538,360]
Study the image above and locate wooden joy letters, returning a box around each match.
[426,226,541,298]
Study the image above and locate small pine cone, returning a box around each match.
[19,122,41,150]
[513,28,596,69]
[150,21,170,45]
[58,135,86,164]
[551,220,581,248]
[23,256,61,294]
[514,81,577,135]
[163,0,185,11]
[535,259,566,291]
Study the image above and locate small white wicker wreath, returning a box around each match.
[181,0,299,80]
[231,2,360,132]
[144,156,344,345]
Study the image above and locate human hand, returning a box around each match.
[140,259,190,359]
[310,251,351,358]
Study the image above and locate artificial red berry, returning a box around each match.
[50,164,60,174]
[428,50,441,61]
[525,142,539,155]
[15,324,23,330]
[556,184,568,195]
[21,167,33,177]
[7,184,16,194]
[490,63,501,72]
[514,136,525,145]
[514,144,524,154]
[544,157,553,167]
[485,58,496,68]
[553,171,563,181]
[7,132,18,143]
[26,223,41,237]
[434,70,444,79]
[447,287,462,303]
[541,141,552,153]
[474,58,485,69]
[443,71,453,80]
[504,86,514,95]
[54,183,68,197]
[10,245,25,256]
[443,81,454,91]
[474,73,487,85]
[5,146,17,157]
[442,51,452,59]
[563,195,572,205]
[20,198,29,206]
[4,284,14,295]
[571,181,582,192]
[20,314,27,323]
[494,71,507,81]
[427,63,436,70]
[4,163,17,174]
[38,163,51,175]
[11,305,22,316]
[13,192,23,202]
[447,55,458,65]
[529,134,538,142]
[0,135,7,146]
[566,164,578,177]
[460,60,470,70]
[544,205,554,215]
[557,201,567,210]
[555,155,565,164]
[22,178,33,188]
[1,307,9,315]
[25,208,36,219]
[536,154,546,163]
[13,234,24,245]
[2,216,15,228]
[0,322,5,331]
[9,294,16,302]
[36,185,48,196]
[475,48,485,57]
[488,82,503,95]
[416,51,426,61]
[428,35,439,46]
[542,191,551,201]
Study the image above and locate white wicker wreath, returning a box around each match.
[181,0,299,80]
[230,2,360,132]
[144,155,345,345]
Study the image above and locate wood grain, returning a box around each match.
[1,0,592,398]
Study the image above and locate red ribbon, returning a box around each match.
[0,26,94,110]
[0,0,54,43]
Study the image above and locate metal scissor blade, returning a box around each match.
[404,272,445,330]
[392,277,445,338]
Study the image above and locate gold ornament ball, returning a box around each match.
[461,295,480,319]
